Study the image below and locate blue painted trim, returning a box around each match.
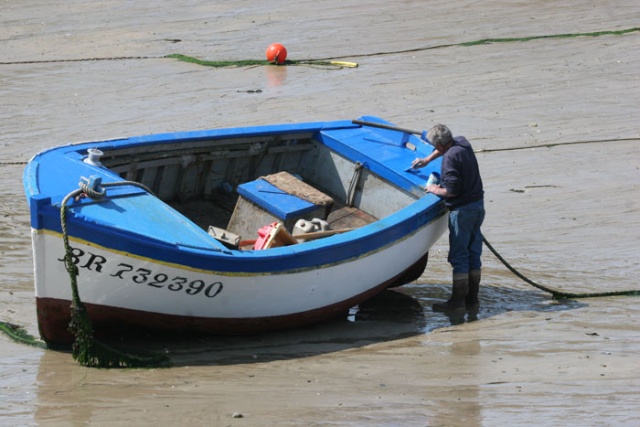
[24,117,447,274]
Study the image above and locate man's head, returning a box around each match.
[427,124,453,150]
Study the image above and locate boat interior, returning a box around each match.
[98,131,418,248]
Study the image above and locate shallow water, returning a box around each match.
[2,1,639,426]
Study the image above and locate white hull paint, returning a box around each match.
[33,213,447,320]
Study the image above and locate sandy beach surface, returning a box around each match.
[1,1,639,426]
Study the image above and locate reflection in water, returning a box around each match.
[59,282,580,368]
[30,283,585,426]
[35,350,94,426]
[432,338,483,427]
[265,64,287,87]
[403,281,585,333]
[31,289,430,425]
[36,280,582,368]
[350,288,426,323]
[146,289,428,366]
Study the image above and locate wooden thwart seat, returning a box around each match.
[227,172,334,242]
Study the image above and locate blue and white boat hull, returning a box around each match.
[25,117,447,344]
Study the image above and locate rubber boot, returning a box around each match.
[433,273,468,312]
[466,269,481,310]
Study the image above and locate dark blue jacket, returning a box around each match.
[441,136,484,209]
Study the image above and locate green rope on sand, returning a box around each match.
[61,182,171,368]
[483,237,640,299]
[460,27,640,47]
[166,54,270,67]
[327,26,640,61]
[0,321,47,348]
[165,53,357,69]
[3,28,637,67]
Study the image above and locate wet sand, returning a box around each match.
[1,1,639,426]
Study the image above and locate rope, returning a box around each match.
[310,27,640,61]
[165,53,357,69]
[0,56,155,65]
[0,161,28,166]
[60,179,170,368]
[459,27,640,47]
[86,180,154,197]
[0,321,47,348]
[482,237,640,299]
[2,27,636,67]
[474,137,640,153]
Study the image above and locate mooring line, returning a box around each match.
[482,237,640,299]
[59,180,170,368]
[474,137,640,153]
[1,27,638,66]
[311,27,640,60]
[0,56,156,65]
[0,321,47,348]
[0,161,27,166]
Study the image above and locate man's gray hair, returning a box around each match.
[427,124,453,146]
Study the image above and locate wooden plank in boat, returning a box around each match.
[228,172,334,240]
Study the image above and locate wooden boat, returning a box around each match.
[23,116,448,345]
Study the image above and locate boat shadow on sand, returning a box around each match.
[110,283,585,367]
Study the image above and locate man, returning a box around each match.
[411,124,485,311]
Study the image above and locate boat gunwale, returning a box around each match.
[24,118,445,273]
[30,194,446,275]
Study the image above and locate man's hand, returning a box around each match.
[411,157,427,169]
[425,183,439,194]
[425,184,454,198]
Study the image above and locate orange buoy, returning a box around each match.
[265,43,287,64]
